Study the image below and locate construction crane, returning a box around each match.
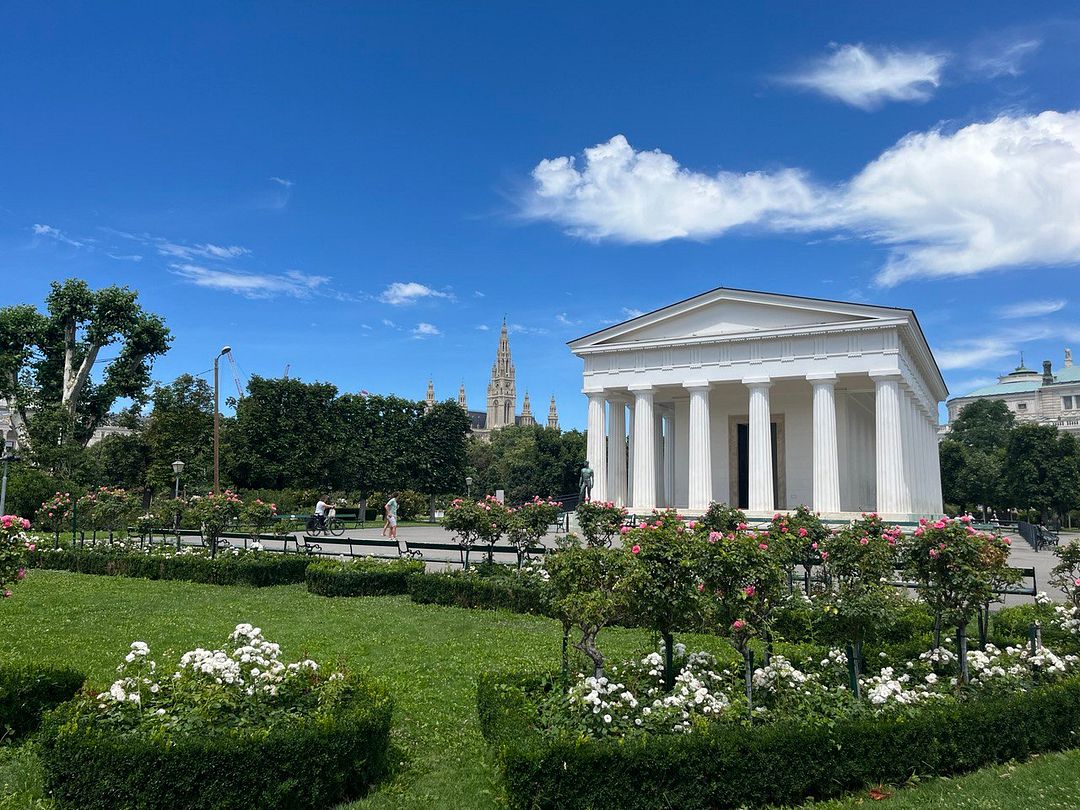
[224,350,245,398]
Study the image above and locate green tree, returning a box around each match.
[143,374,213,495]
[0,279,171,462]
[335,393,426,496]
[413,400,471,518]
[466,425,585,502]
[79,432,151,494]
[949,399,1016,454]
[1002,424,1080,520]
[225,376,339,490]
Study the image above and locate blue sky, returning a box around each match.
[4,2,1080,428]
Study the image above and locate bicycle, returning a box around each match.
[305,514,345,537]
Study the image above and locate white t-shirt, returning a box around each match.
[315,500,330,515]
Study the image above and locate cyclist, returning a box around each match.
[314,495,333,531]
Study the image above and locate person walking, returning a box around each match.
[384,493,399,540]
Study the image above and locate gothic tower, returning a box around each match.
[520,392,535,426]
[547,394,559,430]
[486,319,517,430]
[424,379,435,412]
[458,382,467,410]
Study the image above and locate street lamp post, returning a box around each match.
[213,346,231,495]
[171,460,185,531]
[0,430,17,515]
[465,476,473,499]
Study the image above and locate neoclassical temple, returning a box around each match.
[569,288,947,520]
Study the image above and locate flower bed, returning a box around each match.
[38,624,393,810]
[478,666,1080,809]
[306,557,425,597]
[26,544,311,587]
[0,663,85,739]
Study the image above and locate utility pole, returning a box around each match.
[213,346,231,495]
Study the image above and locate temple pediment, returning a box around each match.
[570,288,904,350]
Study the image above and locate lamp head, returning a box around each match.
[219,346,232,357]
[172,460,185,475]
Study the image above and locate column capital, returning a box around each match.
[627,383,655,392]
[582,388,607,399]
[806,372,838,384]
[868,369,903,381]
[741,375,772,387]
[682,380,712,391]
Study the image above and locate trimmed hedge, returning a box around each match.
[306,558,425,597]
[408,572,549,615]
[0,664,85,739]
[26,548,311,587]
[478,671,1080,809]
[38,675,393,810]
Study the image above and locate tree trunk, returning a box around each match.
[429,493,436,523]
[956,625,969,685]
[574,625,605,679]
[743,647,755,721]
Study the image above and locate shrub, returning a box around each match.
[26,546,310,587]
[408,571,548,615]
[574,501,625,548]
[698,502,746,534]
[0,515,34,596]
[306,558,425,597]
[38,626,392,810]
[0,664,85,739]
[478,671,1080,810]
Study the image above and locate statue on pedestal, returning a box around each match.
[579,461,594,502]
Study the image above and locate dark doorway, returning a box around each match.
[736,422,779,510]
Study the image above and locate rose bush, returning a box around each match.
[0,514,34,597]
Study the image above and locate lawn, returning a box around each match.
[0,570,1078,809]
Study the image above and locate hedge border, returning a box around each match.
[25,548,311,587]
[39,674,393,810]
[306,558,425,597]
[407,571,549,615]
[478,671,1080,809]
[0,664,85,740]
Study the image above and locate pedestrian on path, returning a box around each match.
[384,493,399,540]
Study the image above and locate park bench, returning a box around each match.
[300,535,424,561]
[1018,521,1059,551]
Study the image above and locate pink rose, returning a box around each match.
[743,585,756,597]
[758,543,769,550]
[731,619,745,630]
[961,515,973,523]
[631,545,641,555]
[798,527,808,538]
[16,568,25,580]
[929,549,940,559]
[914,527,924,537]
[933,520,946,529]
[820,551,829,560]
[2,590,10,598]
[26,543,36,552]
[687,521,696,529]
[708,531,721,543]
[697,582,705,592]
[737,522,748,530]
[0,516,11,528]
[860,537,869,546]
[1003,537,1011,545]
[811,542,818,550]
[620,526,631,535]
[20,518,29,530]
[1074,578,1080,587]
[772,513,781,520]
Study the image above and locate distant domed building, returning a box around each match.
[946,349,1080,437]
[424,319,558,440]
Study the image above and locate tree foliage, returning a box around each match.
[466,425,585,503]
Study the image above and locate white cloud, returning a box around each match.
[170,264,328,298]
[475,324,490,331]
[526,113,1080,285]
[621,307,645,319]
[158,241,251,261]
[968,38,1040,78]
[377,281,452,306]
[474,290,486,298]
[32,223,84,248]
[948,375,998,395]
[555,313,580,326]
[106,253,143,262]
[995,299,1066,319]
[527,135,818,243]
[507,323,549,335]
[269,176,294,187]
[382,318,397,328]
[784,43,947,110]
[412,322,441,338]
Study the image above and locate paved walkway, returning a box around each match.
[233,523,1079,603]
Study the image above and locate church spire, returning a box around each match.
[547,394,559,430]
[458,382,467,410]
[425,379,435,412]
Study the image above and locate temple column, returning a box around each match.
[684,382,712,512]
[630,385,656,512]
[606,397,627,507]
[744,377,774,512]
[871,371,909,516]
[627,402,635,506]
[662,411,675,510]
[585,390,608,503]
[654,410,665,506]
[808,373,841,513]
